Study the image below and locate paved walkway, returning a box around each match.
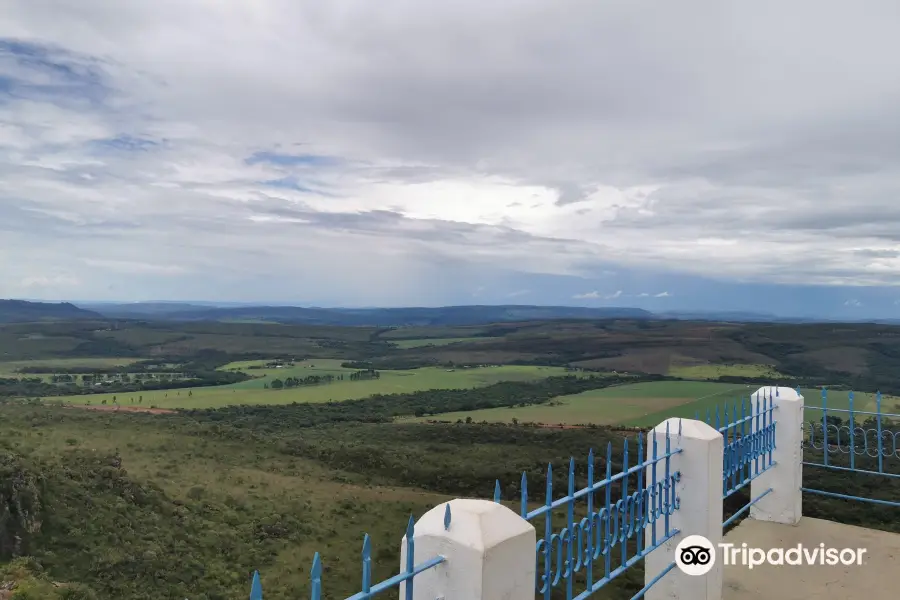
[724,517,900,600]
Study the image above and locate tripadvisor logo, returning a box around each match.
[675,535,716,576]
[675,535,868,575]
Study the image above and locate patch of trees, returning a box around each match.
[715,375,801,386]
[342,358,438,370]
[0,377,77,398]
[348,369,379,381]
[726,326,900,395]
[0,369,248,399]
[66,338,142,358]
[269,374,338,389]
[341,361,372,369]
[17,365,133,375]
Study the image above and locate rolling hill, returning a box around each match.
[0,300,101,323]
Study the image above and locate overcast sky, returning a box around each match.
[2,1,899,317]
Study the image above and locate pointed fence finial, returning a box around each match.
[493,479,501,502]
[545,462,553,505]
[520,471,528,517]
[249,570,262,600]
[361,534,372,592]
[310,553,322,600]
[443,504,451,530]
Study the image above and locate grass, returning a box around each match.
[44,360,570,409]
[390,337,493,349]
[668,363,783,379]
[406,380,751,427]
[797,388,900,416]
[403,379,900,428]
[0,357,141,377]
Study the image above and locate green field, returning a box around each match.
[668,363,783,379]
[0,357,141,377]
[44,360,570,409]
[406,380,750,426]
[404,381,894,428]
[390,337,492,349]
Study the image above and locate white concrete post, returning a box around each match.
[749,386,803,525]
[645,418,723,600]
[399,498,536,600]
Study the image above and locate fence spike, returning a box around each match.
[588,448,594,490]
[520,471,528,517]
[310,553,322,600]
[545,462,553,506]
[568,457,576,496]
[876,391,884,473]
[442,505,450,531]
[776,387,780,397]
[405,516,416,600]
[494,479,501,502]
[249,570,262,600]
[362,534,372,592]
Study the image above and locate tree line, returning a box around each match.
[0,369,247,399]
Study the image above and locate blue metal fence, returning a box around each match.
[492,423,682,600]
[802,388,900,508]
[247,387,827,598]
[249,507,448,600]
[699,390,778,528]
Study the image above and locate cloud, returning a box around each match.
[20,274,79,288]
[506,289,530,298]
[844,299,862,307]
[1,1,900,306]
[655,291,671,297]
[573,290,621,300]
[83,259,189,274]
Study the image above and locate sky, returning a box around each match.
[1,1,900,319]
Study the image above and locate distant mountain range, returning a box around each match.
[2,299,895,326]
[75,302,654,326]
